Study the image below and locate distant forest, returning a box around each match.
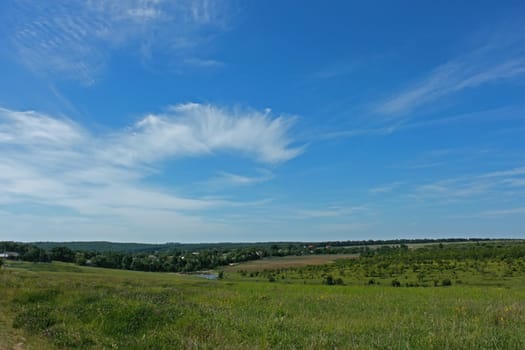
[0,238,509,274]
[31,238,491,253]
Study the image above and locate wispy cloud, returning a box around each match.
[409,164,525,201]
[4,0,231,83]
[376,41,525,117]
[322,105,525,140]
[0,103,301,239]
[369,182,403,195]
[321,33,525,141]
[319,124,401,140]
[105,103,303,166]
[208,169,274,187]
[480,166,525,178]
[295,206,366,219]
[502,178,525,187]
[412,180,491,200]
[458,206,525,219]
[184,58,224,68]
[478,207,525,217]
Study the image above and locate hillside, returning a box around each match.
[1,241,524,349]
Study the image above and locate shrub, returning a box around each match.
[391,279,401,287]
[442,278,452,286]
[323,275,334,285]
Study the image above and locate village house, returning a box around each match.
[0,252,20,259]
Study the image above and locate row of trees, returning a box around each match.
[0,241,367,273]
[3,240,521,275]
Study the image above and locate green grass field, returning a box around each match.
[1,256,524,350]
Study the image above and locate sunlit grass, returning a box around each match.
[1,261,524,349]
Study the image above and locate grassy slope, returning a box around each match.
[1,261,524,349]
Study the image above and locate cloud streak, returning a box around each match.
[208,169,274,187]
[295,206,366,219]
[376,42,525,117]
[321,33,525,141]
[408,164,525,202]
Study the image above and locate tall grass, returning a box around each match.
[1,261,524,349]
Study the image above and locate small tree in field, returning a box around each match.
[323,275,334,285]
[391,279,401,287]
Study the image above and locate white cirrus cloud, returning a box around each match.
[3,0,230,84]
[480,166,525,178]
[207,169,275,188]
[369,182,403,195]
[104,103,303,166]
[406,164,525,204]
[376,48,525,117]
[0,103,301,240]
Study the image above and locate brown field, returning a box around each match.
[222,254,358,272]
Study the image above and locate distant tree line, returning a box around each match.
[30,238,494,254]
[0,238,516,274]
[0,240,367,272]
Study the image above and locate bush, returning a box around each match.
[323,275,334,285]
[391,279,401,287]
[442,278,452,286]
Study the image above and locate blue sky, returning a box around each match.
[0,0,524,242]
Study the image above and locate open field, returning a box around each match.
[222,254,358,273]
[226,242,525,287]
[1,251,525,350]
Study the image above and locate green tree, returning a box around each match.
[323,275,334,285]
[391,279,401,287]
[75,252,87,266]
[50,246,75,262]
[23,247,50,262]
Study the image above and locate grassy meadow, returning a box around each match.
[1,243,525,349]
